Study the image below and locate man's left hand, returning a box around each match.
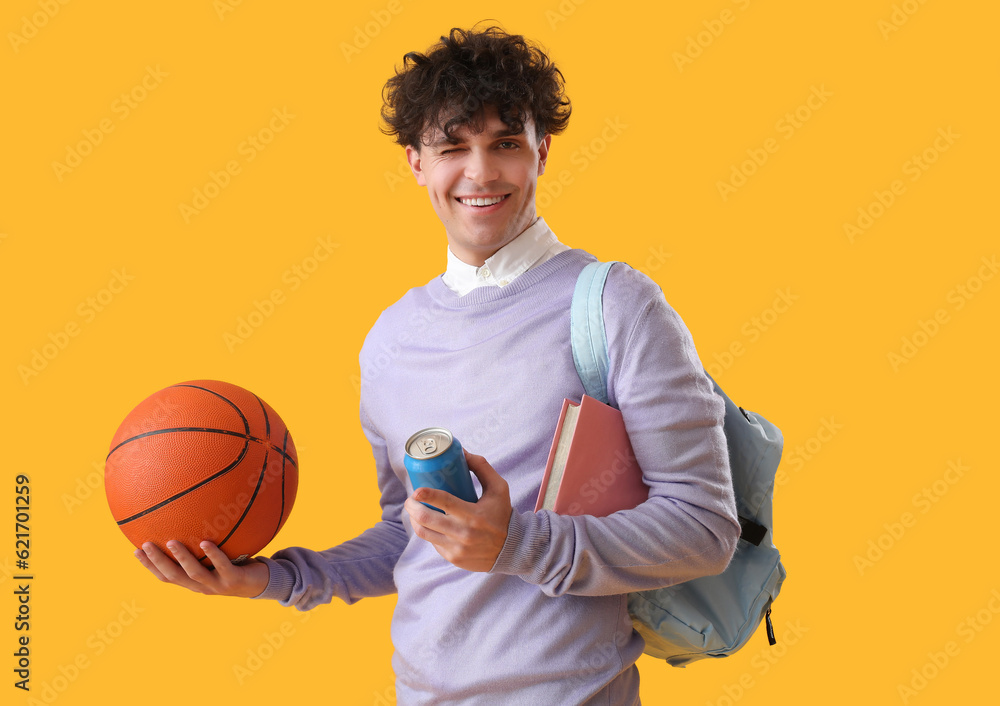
[405,450,512,572]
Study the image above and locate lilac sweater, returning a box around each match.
[255,249,740,704]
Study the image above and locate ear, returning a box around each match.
[405,145,427,186]
[536,133,552,177]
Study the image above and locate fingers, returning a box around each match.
[464,450,489,474]
[138,542,204,592]
[134,547,168,582]
[410,453,506,518]
[405,496,452,542]
[167,540,216,583]
[413,486,460,515]
[405,496,463,566]
[135,539,270,597]
[199,541,235,574]
[139,541,223,594]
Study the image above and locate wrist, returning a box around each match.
[489,509,545,577]
[238,558,270,598]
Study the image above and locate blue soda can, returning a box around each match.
[403,427,478,513]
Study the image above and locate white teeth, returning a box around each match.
[460,195,505,206]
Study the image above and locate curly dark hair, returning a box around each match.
[380,25,571,149]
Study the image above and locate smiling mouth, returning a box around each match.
[456,194,510,207]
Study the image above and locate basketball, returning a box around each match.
[105,379,298,566]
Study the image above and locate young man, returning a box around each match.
[136,26,740,704]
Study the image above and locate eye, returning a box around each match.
[498,141,519,150]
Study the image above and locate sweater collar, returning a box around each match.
[427,248,594,308]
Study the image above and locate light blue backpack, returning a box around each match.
[571,261,786,668]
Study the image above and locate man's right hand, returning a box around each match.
[135,540,270,598]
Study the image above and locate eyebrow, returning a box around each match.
[428,126,525,148]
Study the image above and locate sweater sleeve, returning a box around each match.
[489,264,741,597]
[251,405,408,610]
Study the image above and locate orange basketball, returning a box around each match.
[105,380,298,566]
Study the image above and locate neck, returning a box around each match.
[447,217,540,267]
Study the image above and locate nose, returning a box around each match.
[463,147,500,185]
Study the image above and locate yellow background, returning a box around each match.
[2,0,997,704]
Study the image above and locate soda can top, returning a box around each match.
[405,427,453,460]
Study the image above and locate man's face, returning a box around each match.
[405,105,551,267]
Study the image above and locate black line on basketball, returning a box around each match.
[268,428,291,544]
[216,446,271,550]
[107,426,298,469]
[116,437,250,526]
[109,427,253,458]
[255,394,271,440]
[174,383,251,435]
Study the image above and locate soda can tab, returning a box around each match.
[403,427,478,513]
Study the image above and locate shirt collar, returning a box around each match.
[442,217,562,297]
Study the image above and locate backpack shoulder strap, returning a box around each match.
[570,261,616,405]
[570,260,775,552]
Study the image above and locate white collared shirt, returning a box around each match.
[441,217,570,296]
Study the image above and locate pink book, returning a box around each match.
[535,395,650,517]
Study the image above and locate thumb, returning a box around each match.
[464,450,506,493]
